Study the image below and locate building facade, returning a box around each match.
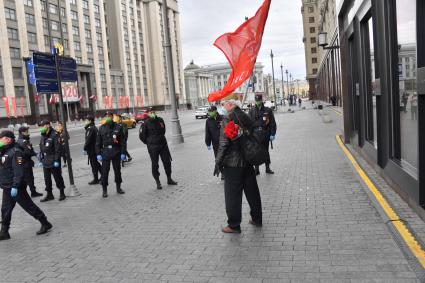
[301,0,320,99]
[0,0,185,124]
[183,61,213,107]
[336,0,425,211]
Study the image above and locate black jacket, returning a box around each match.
[0,143,24,189]
[205,115,222,148]
[16,135,36,168]
[249,105,277,143]
[57,130,69,155]
[96,122,126,158]
[84,123,98,154]
[216,107,254,168]
[39,129,61,168]
[139,117,168,150]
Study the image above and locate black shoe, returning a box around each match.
[88,179,100,185]
[265,169,274,175]
[0,225,10,241]
[156,180,162,190]
[102,187,108,198]
[31,191,43,198]
[249,219,263,227]
[116,186,125,195]
[58,190,66,201]
[40,193,54,202]
[255,169,260,176]
[36,220,52,235]
[127,157,133,162]
[167,178,178,186]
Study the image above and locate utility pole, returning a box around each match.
[280,62,284,101]
[270,50,276,107]
[162,0,184,144]
[285,69,290,104]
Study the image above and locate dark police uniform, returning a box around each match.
[96,121,125,195]
[16,134,38,196]
[0,141,52,241]
[249,99,277,174]
[139,115,176,189]
[84,122,101,184]
[40,128,66,201]
[205,113,222,157]
[57,129,69,166]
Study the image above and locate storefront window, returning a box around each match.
[396,0,417,171]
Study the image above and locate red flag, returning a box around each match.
[89,94,97,101]
[19,97,25,117]
[208,0,271,102]
[3,97,10,118]
[11,97,17,117]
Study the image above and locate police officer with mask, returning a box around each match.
[16,126,43,197]
[205,105,222,156]
[139,108,177,190]
[0,130,52,241]
[249,94,277,175]
[39,120,66,202]
[84,115,101,185]
[96,112,126,198]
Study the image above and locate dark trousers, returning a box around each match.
[148,146,171,180]
[101,155,122,187]
[124,149,132,159]
[61,152,67,164]
[23,167,36,192]
[88,153,101,180]
[43,167,65,192]
[1,185,46,228]
[223,166,262,229]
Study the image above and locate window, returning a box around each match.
[84,15,90,24]
[310,37,316,43]
[310,27,316,33]
[24,0,33,7]
[71,11,78,21]
[61,7,66,17]
[28,32,37,44]
[88,58,94,65]
[308,6,314,13]
[49,3,58,14]
[12,67,22,79]
[63,39,68,48]
[26,13,35,25]
[311,47,317,54]
[98,46,103,55]
[76,56,82,64]
[5,8,16,21]
[99,60,105,69]
[44,36,50,45]
[51,20,59,31]
[86,30,91,39]
[10,48,20,59]
[394,0,417,170]
[74,41,81,51]
[312,57,317,64]
[309,17,314,23]
[15,87,25,97]
[86,43,93,53]
[62,23,67,32]
[95,18,101,27]
[73,26,79,36]
[312,68,317,74]
[70,0,76,5]
[94,4,100,14]
[43,18,48,29]
[41,0,46,10]
[82,0,89,9]
[52,38,61,45]
[7,28,18,40]
[96,32,102,41]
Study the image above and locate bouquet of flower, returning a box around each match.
[224,121,241,140]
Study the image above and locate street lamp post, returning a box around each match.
[280,62,284,102]
[162,0,184,144]
[285,69,289,104]
[270,50,276,107]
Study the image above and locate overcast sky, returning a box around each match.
[179,0,307,80]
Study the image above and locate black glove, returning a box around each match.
[213,164,222,177]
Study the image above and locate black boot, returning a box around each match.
[36,218,52,235]
[265,164,274,175]
[155,179,162,190]
[40,192,54,202]
[167,176,178,186]
[88,178,100,185]
[58,189,66,201]
[116,184,125,194]
[0,225,10,241]
[255,166,260,176]
[102,186,108,198]
[31,189,43,198]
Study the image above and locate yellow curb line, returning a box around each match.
[330,107,343,116]
[336,134,425,269]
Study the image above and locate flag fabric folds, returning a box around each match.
[208,0,272,102]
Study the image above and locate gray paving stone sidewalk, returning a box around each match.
[0,106,422,282]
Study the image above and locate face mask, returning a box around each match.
[84,120,91,127]
[208,111,217,119]
[255,101,263,108]
[149,113,156,119]
[0,141,6,150]
[105,117,113,124]
[217,107,228,117]
[40,127,48,135]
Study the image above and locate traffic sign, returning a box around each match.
[36,80,59,94]
[59,56,77,70]
[26,60,36,85]
[32,52,55,67]
[60,70,78,82]
[34,66,58,81]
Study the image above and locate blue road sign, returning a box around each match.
[32,52,55,67]
[27,60,36,85]
[60,70,78,82]
[59,56,77,70]
[34,66,58,81]
[36,80,59,94]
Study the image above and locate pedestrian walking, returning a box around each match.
[139,108,177,190]
[16,126,43,198]
[39,120,66,202]
[0,130,53,241]
[55,121,68,168]
[214,100,262,233]
[298,98,302,108]
[96,112,126,198]
[84,115,101,185]
[205,105,222,156]
[249,94,277,175]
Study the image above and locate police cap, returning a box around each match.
[208,105,217,112]
[39,120,51,126]
[0,130,15,140]
[18,126,29,133]
[255,94,263,102]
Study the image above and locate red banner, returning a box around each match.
[109,96,113,108]
[3,97,10,118]
[208,0,271,102]
[11,97,17,117]
[19,97,25,117]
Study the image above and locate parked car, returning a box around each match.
[195,107,208,119]
[264,100,276,110]
[135,110,149,122]
[121,115,137,128]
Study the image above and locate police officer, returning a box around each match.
[84,115,101,185]
[249,94,277,175]
[139,108,177,190]
[114,114,132,165]
[0,130,52,241]
[39,120,66,202]
[96,112,126,198]
[16,126,43,197]
[205,105,222,156]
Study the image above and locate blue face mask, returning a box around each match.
[217,107,228,117]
